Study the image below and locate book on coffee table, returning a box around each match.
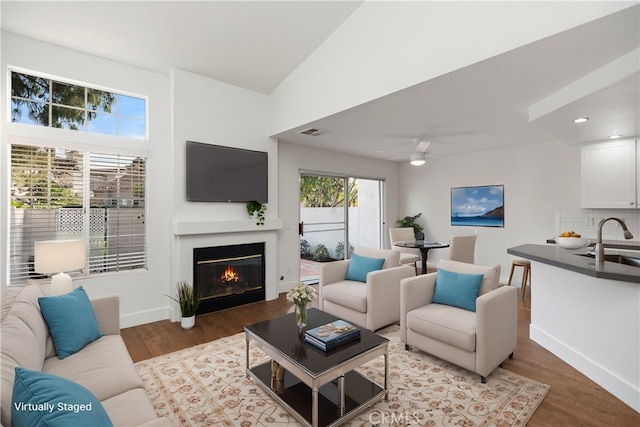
[304,320,360,351]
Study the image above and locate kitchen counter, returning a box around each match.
[508,242,640,411]
[507,244,640,284]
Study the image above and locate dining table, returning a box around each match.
[394,240,449,274]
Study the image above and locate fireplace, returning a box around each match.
[193,242,265,314]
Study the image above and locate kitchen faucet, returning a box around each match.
[595,217,634,264]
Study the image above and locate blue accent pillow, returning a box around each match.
[345,253,385,282]
[12,367,113,427]
[432,269,484,312]
[38,286,102,359]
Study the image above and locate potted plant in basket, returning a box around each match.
[165,281,203,329]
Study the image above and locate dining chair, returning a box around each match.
[389,227,420,275]
[426,234,477,272]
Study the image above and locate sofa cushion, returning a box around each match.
[12,367,112,427]
[38,286,102,359]
[1,285,51,427]
[345,253,385,282]
[321,281,367,313]
[43,335,145,402]
[353,247,400,269]
[407,304,477,352]
[437,260,501,296]
[432,269,483,312]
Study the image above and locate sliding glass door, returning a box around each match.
[299,173,383,284]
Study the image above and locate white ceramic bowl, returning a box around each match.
[555,236,588,249]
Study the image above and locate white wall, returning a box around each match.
[171,69,277,221]
[400,140,582,283]
[277,141,402,290]
[270,1,631,135]
[1,32,173,326]
[170,70,280,319]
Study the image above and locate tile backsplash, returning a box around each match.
[556,209,640,243]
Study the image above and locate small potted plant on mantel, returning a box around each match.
[246,200,267,225]
[165,281,203,329]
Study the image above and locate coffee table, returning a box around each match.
[245,308,389,427]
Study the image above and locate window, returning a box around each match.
[10,71,146,139]
[9,144,146,284]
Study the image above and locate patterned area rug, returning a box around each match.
[135,326,549,426]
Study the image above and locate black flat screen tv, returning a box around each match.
[186,141,268,203]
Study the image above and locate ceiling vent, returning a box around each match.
[297,127,326,136]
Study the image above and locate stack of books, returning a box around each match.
[304,320,361,351]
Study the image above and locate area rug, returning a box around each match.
[135,326,549,426]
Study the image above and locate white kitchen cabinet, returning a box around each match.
[581,139,637,208]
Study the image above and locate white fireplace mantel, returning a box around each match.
[174,218,283,236]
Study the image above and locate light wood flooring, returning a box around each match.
[122,287,640,426]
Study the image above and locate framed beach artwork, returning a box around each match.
[450,185,504,227]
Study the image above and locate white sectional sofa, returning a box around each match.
[1,285,172,427]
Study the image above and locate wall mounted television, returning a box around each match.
[186,141,268,203]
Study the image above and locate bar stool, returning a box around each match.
[508,259,531,299]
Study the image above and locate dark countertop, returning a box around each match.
[508,244,640,284]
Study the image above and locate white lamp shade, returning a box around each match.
[34,239,86,274]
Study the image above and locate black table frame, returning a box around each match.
[394,240,449,274]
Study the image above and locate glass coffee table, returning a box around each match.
[245,308,389,427]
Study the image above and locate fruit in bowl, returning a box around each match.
[556,231,588,249]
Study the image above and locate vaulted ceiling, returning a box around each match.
[2,1,638,160]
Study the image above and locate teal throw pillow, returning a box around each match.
[38,286,102,359]
[12,367,113,427]
[432,269,484,312]
[345,253,385,282]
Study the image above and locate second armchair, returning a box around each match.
[400,259,517,383]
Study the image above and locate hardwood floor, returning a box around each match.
[122,287,640,426]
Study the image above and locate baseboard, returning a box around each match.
[120,306,170,329]
[530,324,640,412]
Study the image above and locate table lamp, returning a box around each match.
[34,239,86,295]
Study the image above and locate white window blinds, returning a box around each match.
[9,144,146,284]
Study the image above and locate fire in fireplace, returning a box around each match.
[193,243,265,314]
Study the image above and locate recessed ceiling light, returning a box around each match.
[608,134,622,139]
[573,117,589,123]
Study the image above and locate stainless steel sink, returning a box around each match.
[577,253,640,268]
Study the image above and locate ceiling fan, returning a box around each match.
[376,138,436,165]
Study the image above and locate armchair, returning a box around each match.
[319,247,415,331]
[400,260,517,383]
